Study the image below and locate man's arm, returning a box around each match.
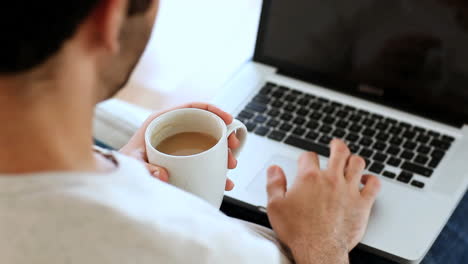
[266,139,381,264]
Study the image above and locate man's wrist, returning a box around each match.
[290,238,349,264]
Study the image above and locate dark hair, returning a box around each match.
[0,0,151,74]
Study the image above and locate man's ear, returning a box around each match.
[87,0,127,54]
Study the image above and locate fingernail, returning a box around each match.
[153,169,160,178]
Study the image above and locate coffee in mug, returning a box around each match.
[156,132,218,156]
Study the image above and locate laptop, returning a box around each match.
[213,0,468,263]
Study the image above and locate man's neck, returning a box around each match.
[0,74,100,174]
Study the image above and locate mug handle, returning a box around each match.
[226,119,248,158]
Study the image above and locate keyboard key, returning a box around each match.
[431,149,445,159]
[331,101,343,107]
[238,111,254,119]
[266,119,280,128]
[428,157,442,168]
[309,112,323,121]
[336,120,350,129]
[336,110,349,118]
[360,148,374,158]
[414,155,429,165]
[267,109,280,117]
[291,90,302,96]
[322,116,336,125]
[376,132,390,141]
[414,127,426,133]
[403,141,417,150]
[386,146,401,156]
[385,118,398,124]
[399,122,412,129]
[401,150,415,160]
[371,113,384,120]
[306,131,319,141]
[374,142,387,151]
[252,115,267,124]
[285,136,330,157]
[260,83,275,94]
[279,123,293,132]
[349,124,363,133]
[246,102,267,113]
[272,100,284,108]
[293,117,306,125]
[416,134,430,144]
[296,108,309,116]
[255,126,270,136]
[417,145,431,155]
[319,135,333,145]
[373,153,388,163]
[297,98,309,106]
[345,105,356,111]
[280,113,293,121]
[383,171,397,179]
[284,95,297,103]
[401,162,433,177]
[349,114,362,122]
[411,180,425,189]
[253,94,270,104]
[318,97,330,103]
[332,129,346,138]
[403,130,416,139]
[369,162,385,174]
[428,130,441,137]
[358,109,370,115]
[320,125,333,133]
[349,144,360,153]
[359,137,374,147]
[390,136,404,146]
[271,91,284,98]
[246,122,257,132]
[442,135,455,142]
[397,171,413,183]
[292,127,306,136]
[430,139,451,150]
[362,118,375,126]
[310,102,322,110]
[363,128,376,137]
[306,121,320,130]
[284,104,297,112]
[376,122,389,131]
[346,133,360,142]
[322,106,336,114]
[387,157,402,167]
[389,126,403,135]
[277,86,290,92]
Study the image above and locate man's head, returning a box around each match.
[0,0,158,100]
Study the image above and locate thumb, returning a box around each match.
[360,174,381,206]
[266,166,287,204]
[145,163,170,183]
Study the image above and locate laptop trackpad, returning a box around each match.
[246,155,328,206]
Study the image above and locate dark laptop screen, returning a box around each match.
[254,0,468,126]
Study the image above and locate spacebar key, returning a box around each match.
[284,136,330,157]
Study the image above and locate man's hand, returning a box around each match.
[120,102,241,191]
[266,139,381,264]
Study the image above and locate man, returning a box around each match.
[0,0,422,263]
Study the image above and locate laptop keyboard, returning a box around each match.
[236,82,456,189]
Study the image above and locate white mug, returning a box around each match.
[145,108,247,208]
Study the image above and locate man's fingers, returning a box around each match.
[266,166,287,203]
[345,155,366,184]
[227,149,238,169]
[328,139,351,174]
[225,178,235,191]
[146,163,170,183]
[185,102,233,125]
[228,134,241,150]
[298,152,320,174]
[361,174,381,204]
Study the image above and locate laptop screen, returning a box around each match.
[254,0,468,126]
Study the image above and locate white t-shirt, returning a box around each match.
[0,150,291,264]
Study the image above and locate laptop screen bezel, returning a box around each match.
[253,0,465,128]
